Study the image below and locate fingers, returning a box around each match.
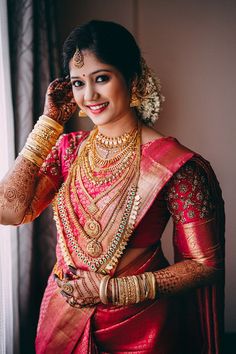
[47,78,72,98]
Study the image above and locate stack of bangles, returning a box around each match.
[99,272,157,306]
[19,115,63,167]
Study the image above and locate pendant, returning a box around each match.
[84,218,101,237]
[86,240,103,257]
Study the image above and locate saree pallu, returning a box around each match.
[35,134,224,354]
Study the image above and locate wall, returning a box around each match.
[55,0,236,332]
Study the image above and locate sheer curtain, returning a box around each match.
[7,0,60,352]
[0,0,19,353]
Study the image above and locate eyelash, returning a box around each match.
[72,75,110,88]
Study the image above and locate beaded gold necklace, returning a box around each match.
[53,124,142,273]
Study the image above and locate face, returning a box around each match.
[69,50,133,128]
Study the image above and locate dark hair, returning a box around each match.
[62,20,142,85]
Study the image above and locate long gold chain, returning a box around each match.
[54,124,142,270]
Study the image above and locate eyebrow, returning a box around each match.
[70,69,112,79]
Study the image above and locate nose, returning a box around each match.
[84,83,99,102]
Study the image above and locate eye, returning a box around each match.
[72,80,84,88]
[96,75,110,83]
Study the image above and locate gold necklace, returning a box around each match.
[79,127,139,185]
[54,123,142,266]
[95,129,135,148]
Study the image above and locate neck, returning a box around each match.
[97,110,139,137]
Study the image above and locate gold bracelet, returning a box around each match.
[132,275,140,303]
[149,272,157,299]
[19,149,44,167]
[99,275,111,304]
[111,278,116,305]
[39,115,63,133]
[30,132,54,150]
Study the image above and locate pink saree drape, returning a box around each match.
[35,133,224,353]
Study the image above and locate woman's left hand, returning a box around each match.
[54,267,104,308]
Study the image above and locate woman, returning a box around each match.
[0,20,224,353]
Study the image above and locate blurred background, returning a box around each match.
[0,0,235,353]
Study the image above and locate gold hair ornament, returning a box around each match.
[73,48,84,68]
[131,58,165,126]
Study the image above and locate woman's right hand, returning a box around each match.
[43,78,77,125]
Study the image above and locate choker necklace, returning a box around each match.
[95,129,136,149]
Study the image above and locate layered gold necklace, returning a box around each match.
[54,124,142,272]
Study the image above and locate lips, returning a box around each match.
[86,102,109,114]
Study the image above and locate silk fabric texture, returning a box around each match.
[34,132,224,354]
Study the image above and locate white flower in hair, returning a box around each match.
[134,58,165,126]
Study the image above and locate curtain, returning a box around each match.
[7,1,60,352]
[0,0,19,353]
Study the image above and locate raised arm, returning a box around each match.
[0,78,76,225]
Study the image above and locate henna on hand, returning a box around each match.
[154,259,221,297]
[0,156,39,225]
[55,268,103,308]
[43,78,77,125]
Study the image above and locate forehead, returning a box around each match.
[69,50,113,77]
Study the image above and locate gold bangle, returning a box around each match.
[150,272,157,299]
[19,149,44,167]
[30,132,54,150]
[132,275,140,303]
[111,279,116,305]
[99,275,111,304]
[39,115,64,133]
[24,142,49,160]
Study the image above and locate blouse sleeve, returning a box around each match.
[165,159,214,225]
[165,158,223,270]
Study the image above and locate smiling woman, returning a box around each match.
[0,20,225,353]
[69,50,133,131]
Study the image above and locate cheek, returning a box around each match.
[72,89,83,105]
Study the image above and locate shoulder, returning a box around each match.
[57,130,89,152]
[46,130,89,174]
[141,125,165,144]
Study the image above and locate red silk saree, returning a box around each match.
[34,133,224,353]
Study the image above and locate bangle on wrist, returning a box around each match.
[99,275,111,304]
[19,115,63,168]
[109,272,157,306]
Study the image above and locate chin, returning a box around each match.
[88,115,113,127]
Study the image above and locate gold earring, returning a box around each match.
[78,109,87,118]
[130,83,140,107]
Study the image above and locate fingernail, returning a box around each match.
[68,265,77,275]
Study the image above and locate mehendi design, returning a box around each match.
[43,78,77,125]
[55,270,103,308]
[154,260,220,296]
[0,156,39,224]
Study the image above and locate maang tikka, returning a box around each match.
[73,47,84,68]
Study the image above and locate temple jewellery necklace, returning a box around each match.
[64,127,139,257]
[57,125,141,262]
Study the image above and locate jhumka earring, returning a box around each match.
[73,48,84,68]
[78,109,87,118]
[130,85,140,107]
